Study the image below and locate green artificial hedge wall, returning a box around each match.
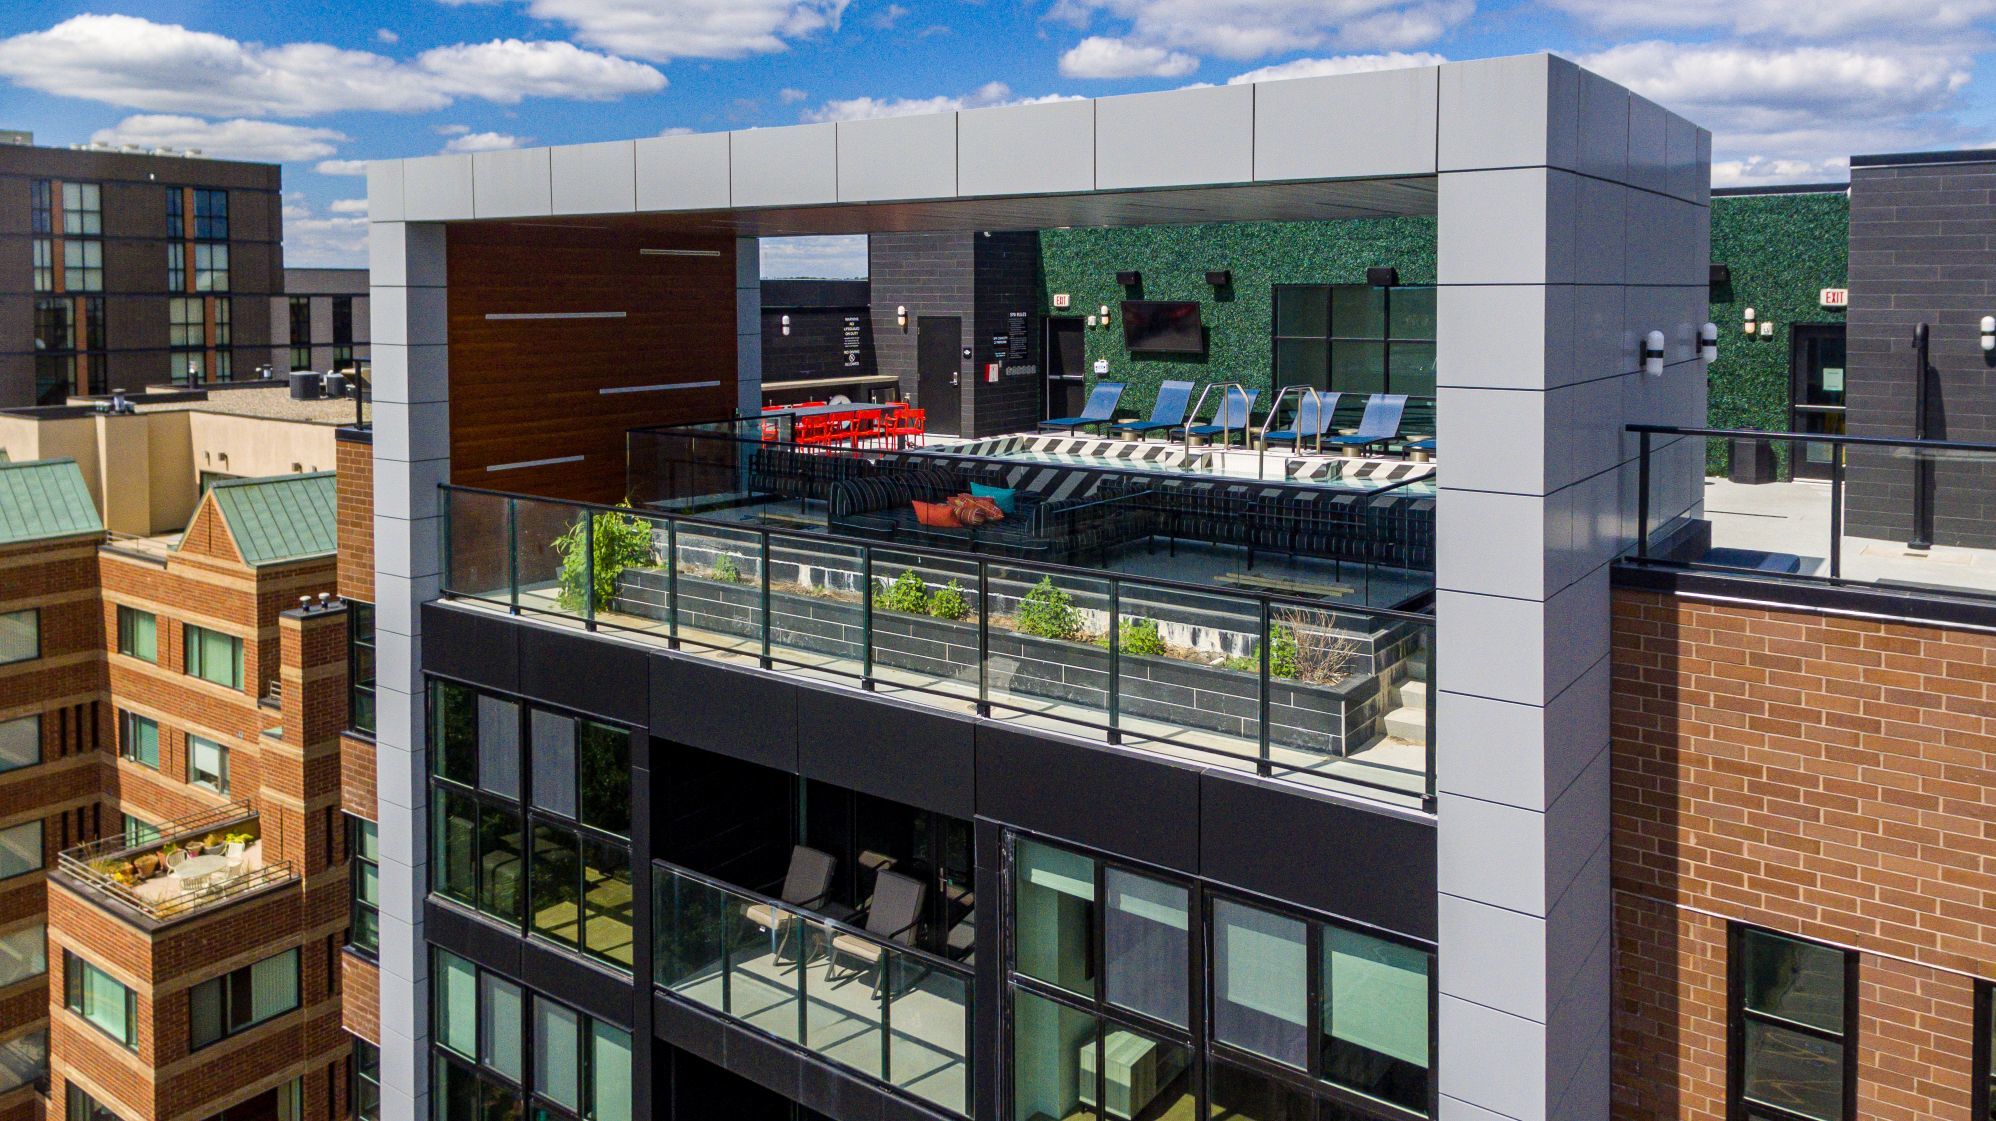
[1705,191,1850,472]
[1037,218,1437,415]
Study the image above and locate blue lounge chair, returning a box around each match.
[1186,387,1259,446]
[1108,380,1195,440]
[1040,381,1125,433]
[1322,393,1408,453]
[1262,391,1342,451]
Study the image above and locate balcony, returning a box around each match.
[440,476,1436,811]
[653,861,973,1117]
[55,803,293,924]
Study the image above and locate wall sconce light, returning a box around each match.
[1742,307,1756,336]
[1098,305,1111,326]
[780,314,791,337]
[1365,266,1399,288]
[1205,270,1232,288]
[1758,321,1774,339]
[1981,315,1995,352]
[1085,314,1098,327]
[1116,271,1141,287]
[1699,322,1718,364]
[1643,330,1666,377]
[895,305,907,329]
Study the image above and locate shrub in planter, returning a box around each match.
[710,553,745,584]
[876,569,932,615]
[554,504,658,612]
[1016,577,1084,641]
[1099,617,1167,656]
[928,579,971,621]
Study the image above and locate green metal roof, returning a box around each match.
[205,471,338,566]
[0,458,102,546]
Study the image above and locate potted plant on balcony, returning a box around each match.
[553,503,658,614]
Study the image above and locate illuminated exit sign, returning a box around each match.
[1820,288,1848,308]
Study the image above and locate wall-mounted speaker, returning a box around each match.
[1365,266,1399,288]
[1116,270,1142,287]
[1709,263,1731,287]
[1205,270,1232,287]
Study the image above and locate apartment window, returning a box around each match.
[67,1085,125,1121]
[190,947,301,1049]
[1976,984,1994,1121]
[188,735,229,794]
[290,296,312,346]
[0,716,37,775]
[185,624,244,689]
[0,821,42,882]
[332,297,354,349]
[168,242,187,291]
[1271,284,1437,398]
[33,297,71,352]
[31,239,52,292]
[118,710,160,769]
[167,187,184,236]
[1731,926,1856,1121]
[117,606,158,662]
[63,240,103,292]
[122,814,160,848]
[349,815,379,957]
[0,610,38,665]
[429,680,635,971]
[31,180,51,234]
[64,950,137,1049]
[0,922,46,987]
[194,187,228,239]
[0,1028,46,1095]
[349,602,376,735]
[353,1038,382,1121]
[62,182,102,236]
[170,297,204,348]
[431,949,632,1121]
[195,242,230,291]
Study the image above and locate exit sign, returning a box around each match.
[1820,287,1849,308]
[1052,293,1071,308]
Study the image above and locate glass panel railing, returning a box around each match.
[652,862,974,1117]
[512,498,585,618]
[1263,606,1432,802]
[766,533,866,669]
[672,523,765,657]
[443,488,513,603]
[868,548,983,703]
[1112,580,1262,759]
[986,564,1114,733]
[1634,425,1996,600]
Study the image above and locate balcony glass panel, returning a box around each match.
[1212,900,1308,1069]
[1104,868,1189,1028]
[987,565,1112,732]
[1013,988,1098,1121]
[1014,839,1097,999]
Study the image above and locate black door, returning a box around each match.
[1044,316,1086,420]
[1789,323,1847,479]
[917,316,961,435]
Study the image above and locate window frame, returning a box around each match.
[349,815,380,958]
[188,947,302,1051]
[0,714,40,775]
[116,605,158,663]
[349,601,376,737]
[1267,282,1437,399]
[68,1081,126,1121]
[183,623,245,690]
[353,1037,382,1121]
[0,921,48,988]
[63,949,138,1050]
[1727,923,1860,1121]
[428,948,631,1121]
[118,710,160,770]
[0,609,40,666]
[0,820,44,883]
[187,734,230,795]
[1974,981,1993,1121]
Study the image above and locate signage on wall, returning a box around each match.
[1819,288,1848,308]
[1004,311,1036,378]
[841,314,863,367]
[1052,294,1071,309]
[1093,359,1109,375]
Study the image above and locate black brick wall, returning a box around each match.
[869,230,1042,437]
[1845,156,1996,547]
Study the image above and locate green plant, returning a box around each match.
[553,503,658,612]
[1015,577,1084,641]
[1275,608,1360,685]
[710,553,744,584]
[928,579,971,621]
[1269,620,1300,679]
[1115,617,1168,656]
[876,568,932,615]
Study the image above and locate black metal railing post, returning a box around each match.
[1911,322,1934,550]
[1107,579,1122,745]
[759,534,773,669]
[1635,430,1651,559]
[976,561,991,718]
[1257,598,1273,777]
[1424,625,1437,812]
[666,520,681,649]
[583,511,598,630]
[506,497,520,615]
[1829,442,1845,579]
[860,548,875,690]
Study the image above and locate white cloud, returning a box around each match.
[867,4,910,29]
[760,235,868,279]
[328,198,371,213]
[658,125,696,136]
[801,81,1079,122]
[282,194,368,267]
[1227,50,1444,83]
[443,131,528,152]
[1059,36,1198,78]
[1045,0,1471,60]
[779,87,809,103]
[1548,0,1996,41]
[434,123,473,135]
[376,28,400,44]
[315,158,369,175]
[89,115,348,162]
[0,14,664,118]
[522,0,851,61]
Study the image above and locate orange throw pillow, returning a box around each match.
[947,494,992,526]
[912,500,962,529]
[965,495,1005,522]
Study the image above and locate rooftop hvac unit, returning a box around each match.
[323,372,349,399]
[289,371,325,401]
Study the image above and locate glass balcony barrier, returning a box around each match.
[441,485,1437,811]
[1632,425,1996,600]
[652,861,973,1117]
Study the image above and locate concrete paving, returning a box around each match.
[1702,477,1996,594]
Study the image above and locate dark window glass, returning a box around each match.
[194,188,228,239]
[188,948,299,1049]
[1208,1061,1314,1121]
[349,602,376,735]
[1103,868,1188,1027]
[1319,926,1431,1112]
[578,720,630,836]
[432,681,478,786]
[1012,988,1098,1121]
[332,297,355,346]
[354,1039,381,1121]
[434,789,479,907]
[531,824,582,948]
[1014,839,1097,998]
[581,837,632,969]
[479,804,524,923]
[31,181,52,235]
[350,815,380,956]
[1329,285,1386,339]
[1735,927,1851,1121]
[1212,899,1309,1069]
[68,1084,125,1121]
[1979,983,1994,1121]
[167,187,184,237]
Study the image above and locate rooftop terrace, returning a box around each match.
[53,803,291,926]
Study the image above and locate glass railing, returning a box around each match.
[441,485,1437,810]
[623,420,1436,609]
[1631,424,1996,601]
[653,861,973,1117]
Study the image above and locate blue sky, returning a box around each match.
[2,0,1991,274]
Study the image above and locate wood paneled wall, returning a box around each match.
[445,223,738,502]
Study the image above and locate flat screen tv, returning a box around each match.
[1121,300,1205,354]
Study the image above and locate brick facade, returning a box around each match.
[1611,587,1996,1121]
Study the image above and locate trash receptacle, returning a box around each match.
[1729,436,1777,484]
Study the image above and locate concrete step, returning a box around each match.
[1383,704,1427,742]
[1395,679,1428,708]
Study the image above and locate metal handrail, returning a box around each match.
[1627,423,1996,455]
[60,801,254,864]
[1182,381,1250,457]
[1255,385,1323,480]
[57,852,294,921]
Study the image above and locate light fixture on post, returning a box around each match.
[1981,315,1995,352]
[1699,322,1719,364]
[1742,307,1757,336]
[780,314,791,337]
[896,305,908,330]
[1643,330,1666,376]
